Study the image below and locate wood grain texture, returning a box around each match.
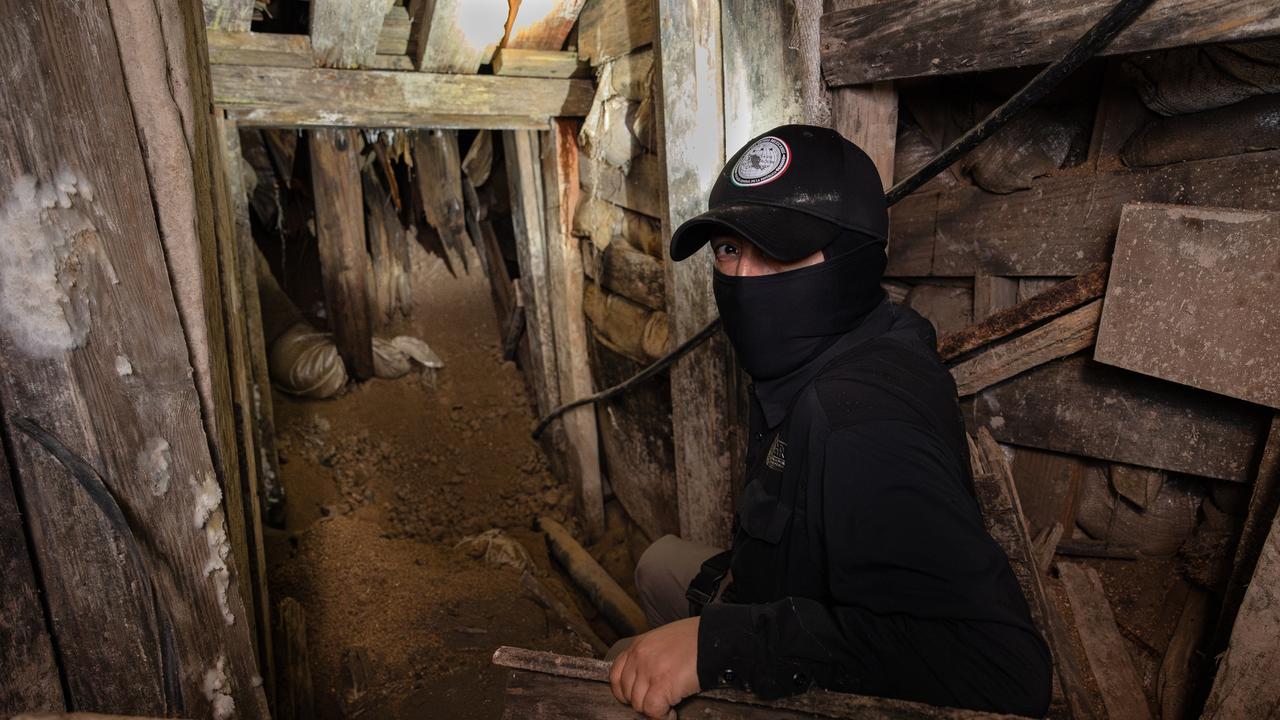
[272,597,316,720]
[1094,203,1280,408]
[493,48,590,77]
[310,0,394,68]
[831,82,897,190]
[973,275,1018,322]
[0,0,267,714]
[938,264,1107,361]
[203,0,253,31]
[413,0,509,73]
[505,0,588,50]
[520,571,610,656]
[577,0,655,65]
[1058,563,1154,720]
[966,356,1269,481]
[413,129,473,268]
[541,120,605,540]
[211,64,595,128]
[578,152,663,219]
[206,30,314,67]
[820,0,1280,86]
[310,128,375,379]
[654,0,735,547]
[951,299,1101,397]
[886,151,1280,277]
[722,0,811,151]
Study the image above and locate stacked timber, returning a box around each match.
[816,4,1280,715]
[571,0,679,542]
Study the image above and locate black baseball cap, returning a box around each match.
[669,124,889,262]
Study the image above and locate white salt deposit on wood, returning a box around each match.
[0,170,115,358]
[115,354,133,375]
[138,437,173,496]
[201,653,237,720]
[193,471,236,625]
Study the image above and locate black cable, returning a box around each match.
[533,0,1158,439]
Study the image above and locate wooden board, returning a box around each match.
[966,356,1269,482]
[577,0,655,66]
[1203,417,1280,718]
[1094,203,1280,409]
[310,128,375,379]
[973,275,1018,322]
[0,0,267,714]
[206,30,314,68]
[721,0,813,150]
[820,0,1280,86]
[578,152,663,219]
[541,119,606,540]
[654,0,735,547]
[211,64,594,129]
[493,48,590,77]
[1058,563,1153,720]
[886,150,1280,277]
[413,129,474,268]
[412,0,509,73]
[505,0,588,50]
[950,299,1101,397]
[310,0,393,68]
[203,0,253,31]
[1009,446,1093,538]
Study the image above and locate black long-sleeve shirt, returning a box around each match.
[696,300,1052,716]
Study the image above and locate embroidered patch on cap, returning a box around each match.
[731,136,791,187]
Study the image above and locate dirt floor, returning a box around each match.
[266,247,639,719]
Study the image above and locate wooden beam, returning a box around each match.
[951,299,1101,397]
[721,0,814,149]
[377,2,412,55]
[1203,416,1280,718]
[203,0,254,31]
[539,517,648,636]
[309,128,375,379]
[206,30,313,68]
[887,150,1280,278]
[0,0,267,713]
[272,597,316,720]
[820,0,1280,87]
[577,0,655,66]
[973,275,1019,322]
[541,119,606,539]
[1058,563,1154,720]
[505,0,588,50]
[310,0,393,68]
[654,0,734,547]
[412,0,509,73]
[492,48,590,77]
[1094,203,1280,409]
[966,356,1270,482]
[412,129,473,269]
[211,64,594,128]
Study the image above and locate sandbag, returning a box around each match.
[1123,39,1280,116]
[269,322,348,399]
[961,109,1087,194]
[372,335,444,379]
[1122,93,1280,167]
[1076,469,1203,556]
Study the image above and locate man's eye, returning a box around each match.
[714,243,738,258]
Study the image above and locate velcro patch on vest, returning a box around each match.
[766,436,787,471]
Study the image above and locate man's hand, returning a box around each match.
[609,616,702,719]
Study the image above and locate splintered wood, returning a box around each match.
[1058,563,1154,720]
[1094,203,1280,409]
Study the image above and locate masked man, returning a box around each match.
[608,125,1053,719]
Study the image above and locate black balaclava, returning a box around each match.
[713,231,887,381]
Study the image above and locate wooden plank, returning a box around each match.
[206,30,314,68]
[505,0,588,50]
[831,82,897,190]
[211,64,595,128]
[310,0,395,68]
[1011,447,1092,539]
[413,129,474,268]
[0,0,267,714]
[1203,416,1280,719]
[272,597,315,720]
[377,2,412,55]
[721,0,812,150]
[966,356,1269,482]
[973,275,1019,322]
[1058,563,1154,720]
[493,48,590,77]
[494,646,1025,719]
[578,153,663,219]
[654,0,734,547]
[203,0,254,31]
[938,264,1108,361]
[820,0,1280,87]
[541,119,606,540]
[412,0,509,73]
[886,150,1280,277]
[1094,203,1280,409]
[309,128,375,379]
[539,517,647,636]
[0,439,64,714]
[577,0,655,65]
[951,299,1101,397]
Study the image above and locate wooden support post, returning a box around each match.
[541,119,606,539]
[309,128,375,380]
[721,0,821,148]
[273,597,316,720]
[654,0,735,547]
[413,129,474,270]
[310,0,394,68]
[0,0,267,713]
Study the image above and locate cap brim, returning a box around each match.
[669,203,843,262]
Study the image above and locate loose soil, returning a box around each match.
[266,248,636,719]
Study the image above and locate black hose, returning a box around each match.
[533,0,1158,439]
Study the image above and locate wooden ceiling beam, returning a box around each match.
[310,0,394,68]
[210,64,594,128]
[504,0,588,50]
[821,0,1280,86]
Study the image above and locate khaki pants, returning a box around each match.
[607,535,724,660]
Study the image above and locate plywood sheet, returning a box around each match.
[1094,203,1280,409]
